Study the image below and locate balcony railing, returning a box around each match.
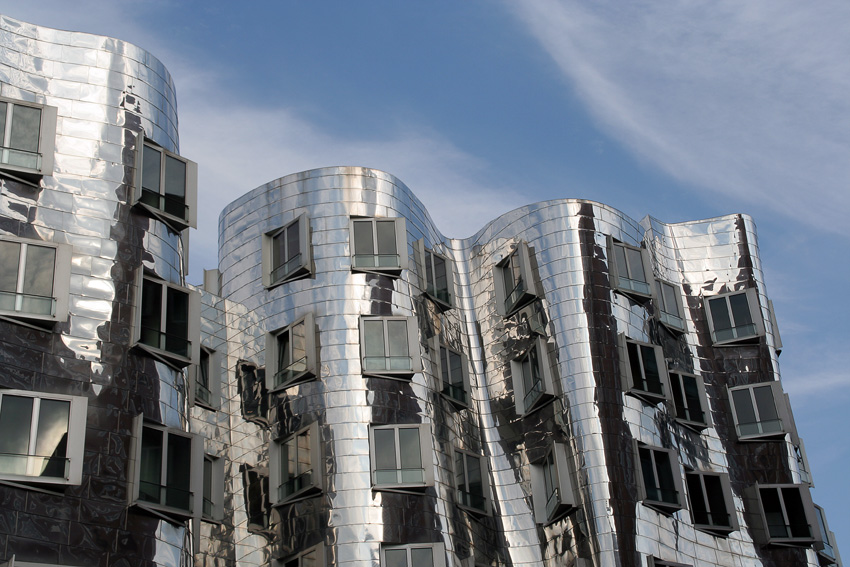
[524,378,544,411]
[0,290,56,316]
[0,145,42,171]
[546,487,561,520]
[140,325,191,359]
[693,509,732,529]
[374,467,424,485]
[363,356,413,373]
[645,486,679,506]
[504,277,526,313]
[140,188,188,221]
[353,254,400,269]
[714,322,758,343]
[139,480,193,512]
[767,520,812,540]
[274,356,308,388]
[659,309,684,330]
[270,253,303,284]
[457,489,486,511]
[0,452,70,479]
[279,469,312,501]
[442,383,467,405]
[619,275,651,296]
[737,418,783,438]
[426,284,451,305]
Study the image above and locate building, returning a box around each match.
[0,14,841,567]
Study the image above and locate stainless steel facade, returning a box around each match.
[0,14,841,567]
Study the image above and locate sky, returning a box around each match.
[3,0,848,555]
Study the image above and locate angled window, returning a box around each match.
[530,442,577,525]
[435,339,470,409]
[728,382,788,441]
[511,336,556,415]
[0,237,71,324]
[381,543,446,567]
[493,241,539,316]
[262,214,312,287]
[271,422,321,505]
[609,237,652,298]
[266,313,317,391]
[656,280,685,332]
[134,137,198,232]
[636,444,684,514]
[0,390,86,485]
[202,454,225,522]
[129,415,203,519]
[360,316,420,377]
[705,288,765,345]
[815,505,839,564]
[350,217,408,274]
[454,450,489,514]
[279,544,326,567]
[370,424,432,490]
[192,346,221,410]
[135,271,200,369]
[669,371,710,430]
[415,240,454,310]
[0,96,57,180]
[620,336,668,405]
[747,483,820,546]
[685,471,737,535]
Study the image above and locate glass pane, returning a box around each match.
[301,550,317,567]
[0,101,7,146]
[386,320,410,358]
[753,385,779,423]
[165,287,189,357]
[163,155,187,219]
[0,395,33,475]
[142,145,162,194]
[731,389,758,433]
[0,242,20,302]
[760,487,787,538]
[433,254,447,293]
[373,428,397,471]
[140,278,162,348]
[625,247,645,282]
[410,548,433,566]
[653,451,677,504]
[364,320,386,358]
[203,457,212,507]
[662,282,680,316]
[278,330,291,374]
[298,430,311,475]
[440,348,449,385]
[703,475,728,524]
[467,454,482,498]
[384,549,407,567]
[272,230,286,274]
[686,474,708,518]
[166,433,192,510]
[454,451,466,492]
[640,345,661,393]
[9,104,40,153]
[398,427,422,470]
[670,374,687,417]
[286,220,301,262]
[614,245,628,278]
[23,245,56,298]
[639,448,656,497]
[682,375,702,421]
[198,350,210,391]
[627,342,643,387]
[729,293,753,327]
[353,221,374,255]
[709,297,733,335]
[449,350,463,387]
[140,427,163,503]
[292,320,307,365]
[375,220,397,255]
[34,398,70,477]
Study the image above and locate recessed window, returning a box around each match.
[381,543,446,567]
[454,450,489,514]
[511,336,556,415]
[494,241,539,316]
[620,336,668,405]
[685,471,737,535]
[0,96,57,180]
[728,382,788,441]
[370,424,432,490]
[202,454,224,522]
[192,346,221,410]
[815,504,839,564]
[0,237,71,324]
[656,280,685,332]
[435,340,470,409]
[705,288,765,345]
[266,313,317,392]
[748,483,820,546]
[279,544,325,567]
[669,371,710,430]
[262,214,312,287]
[360,316,421,377]
[271,423,321,505]
[636,444,684,514]
[134,137,198,232]
[530,442,576,525]
[135,271,200,369]
[609,238,652,298]
[0,390,87,485]
[415,240,454,310]
[350,217,408,274]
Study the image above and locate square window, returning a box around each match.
[511,337,556,415]
[619,336,668,405]
[369,424,433,490]
[0,237,71,324]
[728,382,788,441]
[266,313,318,391]
[360,316,421,377]
[815,505,840,564]
[415,240,454,310]
[381,543,446,567]
[134,137,198,232]
[262,214,312,287]
[530,442,577,525]
[434,339,470,409]
[747,483,821,546]
[350,217,408,274]
[0,390,87,485]
[609,238,652,299]
[454,449,490,514]
[192,346,221,410]
[705,288,765,345]
[656,280,686,332]
[134,271,201,369]
[493,241,539,317]
[270,422,322,505]
[278,544,326,567]
[669,371,710,430]
[685,471,737,535]
[202,454,224,522]
[636,444,684,514]
[0,96,57,180]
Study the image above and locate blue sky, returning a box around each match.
[4,0,848,554]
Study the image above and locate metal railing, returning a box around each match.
[0,145,42,171]
[274,356,308,388]
[504,277,526,313]
[140,188,189,220]
[442,384,467,405]
[737,418,783,438]
[374,467,424,485]
[279,470,312,501]
[457,489,486,511]
[524,379,544,410]
[546,487,561,519]
[0,452,69,479]
[426,284,451,304]
[138,480,193,512]
[0,290,56,316]
[363,356,413,372]
[353,254,400,269]
[713,322,758,343]
[270,253,303,284]
[619,276,651,296]
[645,486,679,505]
[140,325,191,358]
[693,509,731,529]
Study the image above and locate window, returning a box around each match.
[134,137,198,232]
[360,316,421,377]
[415,240,454,310]
[815,505,839,564]
[511,337,556,415]
[747,483,820,546]
[728,382,788,441]
[279,544,326,567]
[493,241,539,316]
[202,454,224,522]
[636,444,684,514]
[705,288,765,345]
[262,214,312,287]
[129,415,203,519]
[270,423,321,505]
[517,301,547,336]
[0,390,86,485]
[647,559,692,567]
[669,371,710,430]
[435,340,470,409]
[0,96,57,179]
[135,271,200,369]
[685,471,737,535]
[619,336,668,405]
[0,237,71,323]
[350,217,408,274]
[266,313,317,391]
[609,238,652,298]
[192,346,221,410]
[370,424,432,490]
[381,543,446,567]
[454,450,489,514]
[530,442,576,525]
[656,280,685,332]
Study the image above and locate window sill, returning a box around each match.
[132,501,193,524]
[674,417,709,433]
[642,499,683,516]
[134,201,191,233]
[134,341,193,370]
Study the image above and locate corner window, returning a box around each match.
[0,96,57,179]
[685,471,737,535]
[0,390,87,485]
[262,214,312,287]
[192,347,220,410]
[749,483,819,546]
[135,271,200,369]
[620,336,668,405]
[381,543,446,567]
[636,444,684,514]
[271,422,321,505]
[350,217,408,274]
[511,337,556,415]
[454,450,489,514]
[705,288,764,345]
[266,313,317,391]
[815,505,839,564]
[669,371,710,430]
[134,137,198,232]
[202,454,224,522]
[415,240,454,310]
[435,340,469,409]
[656,280,685,332]
[728,382,787,441]
[370,424,432,490]
[0,237,71,323]
[530,442,576,525]
[494,241,539,316]
[279,544,326,567]
[609,238,652,298]
[360,316,420,377]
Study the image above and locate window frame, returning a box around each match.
[493,240,539,317]
[815,504,840,564]
[793,438,813,486]
[380,543,446,567]
[201,454,225,522]
[655,279,686,333]
[746,483,822,547]
[529,442,577,525]
[133,136,198,232]
[270,422,322,506]
[414,239,454,311]
[685,470,737,535]
[704,288,765,346]
[608,237,653,300]
[350,216,408,275]
[433,337,470,410]
[510,336,557,416]
[277,544,326,567]
[0,236,71,324]
[0,390,87,486]
[266,313,318,392]
[369,423,433,491]
[635,443,685,515]
[619,335,669,405]
[453,448,490,515]
[262,214,312,288]
[359,316,421,378]
[668,370,710,431]
[728,382,790,441]
[0,95,57,180]
[191,346,221,411]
